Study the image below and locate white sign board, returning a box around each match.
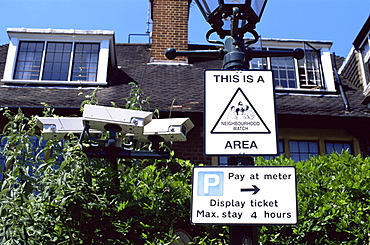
[191,166,297,225]
[204,70,277,156]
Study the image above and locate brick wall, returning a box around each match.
[150,0,189,62]
[172,118,212,165]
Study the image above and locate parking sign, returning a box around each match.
[191,166,298,225]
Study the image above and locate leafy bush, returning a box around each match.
[0,84,228,244]
[256,153,370,244]
[0,107,229,244]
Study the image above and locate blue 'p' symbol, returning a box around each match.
[198,172,224,196]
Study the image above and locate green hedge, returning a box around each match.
[256,153,370,244]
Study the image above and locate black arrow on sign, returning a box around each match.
[240,185,260,195]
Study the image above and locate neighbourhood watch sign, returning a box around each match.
[204,70,278,156]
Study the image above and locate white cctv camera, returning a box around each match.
[82,105,153,135]
[131,118,194,142]
[36,117,102,140]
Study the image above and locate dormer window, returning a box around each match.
[251,49,324,89]
[249,39,335,92]
[2,28,116,86]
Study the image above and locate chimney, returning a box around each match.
[150,0,190,63]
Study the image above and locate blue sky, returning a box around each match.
[0,0,369,57]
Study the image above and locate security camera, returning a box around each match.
[82,105,153,135]
[36,117,102,140]
[131,118,194,142]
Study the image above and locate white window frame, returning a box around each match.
[264,48,326,90]
[248,39,336,92]
[2,28,116,86]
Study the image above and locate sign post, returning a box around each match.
[204,70,277,156]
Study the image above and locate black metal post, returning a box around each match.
[105,124,122,188]
[227,156,258,245]
[230,225,258,245]
[221,16,259,243]
[108,154,120,187]
[226,156,258,244]
[223,36,250,70]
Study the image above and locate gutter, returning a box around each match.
[332,53,350,112]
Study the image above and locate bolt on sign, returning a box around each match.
[191,166,298,225]
[204,70,278,156]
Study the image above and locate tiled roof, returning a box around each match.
[0,43,369,119]
[275,87,367,117]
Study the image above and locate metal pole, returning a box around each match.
[227,158,259,245]
[230,225,258,245]
[226,155,258,245]
[106,125,121,188]
[224,21,258,244]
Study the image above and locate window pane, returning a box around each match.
[62,53,70,63]
[325,141,353,154]
[279,70,286,79]
[72,43,99,82]
[309,141,318,152]
[219,156,228,166]
[300,141,309,152]
[290,141,298,152]
[55,43,64,52]
[43,72,52,80]
[53,62,61,71]
[47,42,55,51]
[288,79,296,88]
[42,42,72,81]
[54,53,63,62]
[250,57,268,69]
[298,50,323,88]
[271,52,297,89]
[43,62,53,73]
[289,140,319,161]
[45,52,54,62]
[14,41,44,80]
[290,153,300,162]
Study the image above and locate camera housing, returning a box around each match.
[131,118,194,142]
[82,105,153,135]
[36,117,102,140]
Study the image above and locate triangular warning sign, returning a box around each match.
[211,88,271,134]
